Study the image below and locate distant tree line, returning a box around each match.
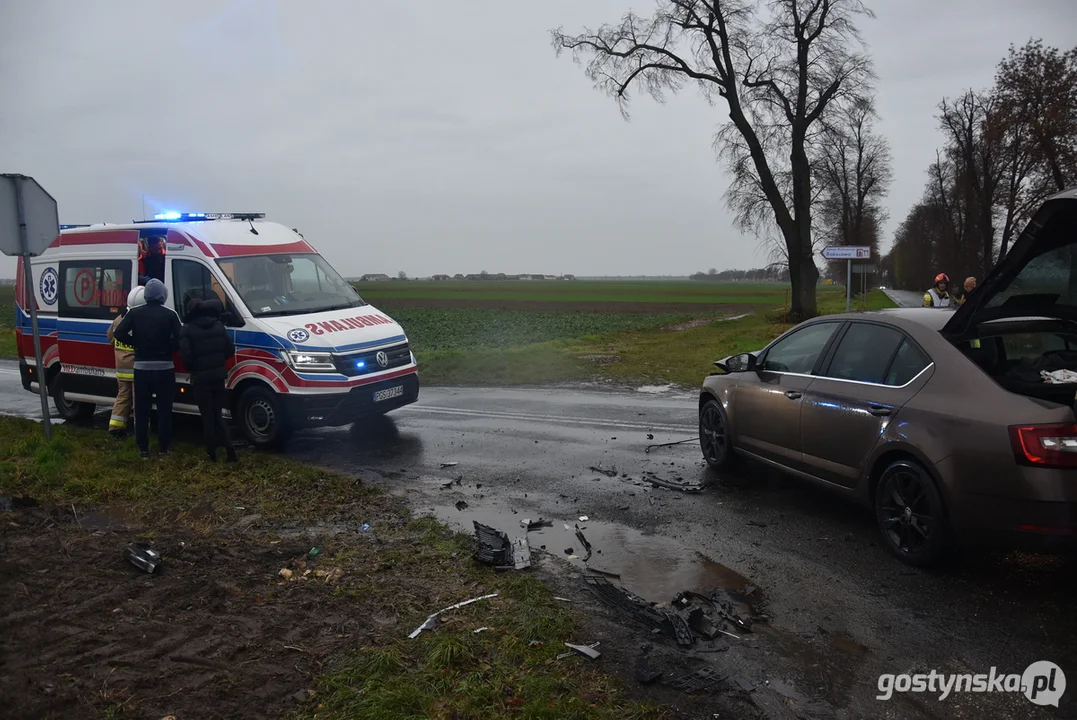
[886,40,1077,291]
[690,267,791,282]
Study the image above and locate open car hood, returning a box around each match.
[943,187,1077,337]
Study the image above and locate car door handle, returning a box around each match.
[869,405,891,416]
[784,391,802,400]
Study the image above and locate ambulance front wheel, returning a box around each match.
[236,385,292,449]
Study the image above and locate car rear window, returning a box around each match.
[825,323,905,384]
[885,340,930,386]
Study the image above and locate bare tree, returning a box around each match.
[995,40,1077,193]
[814,97,892,280]
[938,90,1006,277]
[552,0,875,319]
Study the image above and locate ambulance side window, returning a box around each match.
[172,259,225,321]
[58,260,132,320]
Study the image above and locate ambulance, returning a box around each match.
[14,212,419,447]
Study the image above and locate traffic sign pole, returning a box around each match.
[846,259,852,313]
[15,180,53,440]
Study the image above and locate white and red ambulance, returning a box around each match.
[15,212,418,446]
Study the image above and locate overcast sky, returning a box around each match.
[2,0,1075,278]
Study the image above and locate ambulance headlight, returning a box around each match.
[286,350,336,372]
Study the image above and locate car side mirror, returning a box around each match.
[716,352,757,373]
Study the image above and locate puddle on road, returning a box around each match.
[425,502,755,604]
[635,384,674,394]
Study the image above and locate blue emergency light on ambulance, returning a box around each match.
[13,210,419,448]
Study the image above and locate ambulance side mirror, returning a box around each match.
[222,311,244,328]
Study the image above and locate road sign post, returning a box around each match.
[0,174,60,440]
[820,246,872,314]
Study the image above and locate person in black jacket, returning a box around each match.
[114,278,182,459]
[179,298,238,462]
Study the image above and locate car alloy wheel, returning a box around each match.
[699,398,735,470]
[874,460,946,566]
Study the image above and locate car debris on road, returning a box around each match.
[519,518,553,530]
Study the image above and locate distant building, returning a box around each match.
[432,274,451,281]
[453,273,465,280]
[360,273,390,282]
[563,274,576,280]
[531,274,545,280]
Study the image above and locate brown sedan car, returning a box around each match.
[699,188,1077,566]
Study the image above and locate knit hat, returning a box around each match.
[127,285,147,308]
[144,278,168,304]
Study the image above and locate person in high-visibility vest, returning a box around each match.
[923,273,953,307]
[105,285,146,437]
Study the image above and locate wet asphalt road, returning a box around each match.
[883,288,926,308]
[1,361,1074,718]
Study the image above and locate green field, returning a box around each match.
[1,280,895,387]
[354,280,892,387]
[353,279,795,307]
[0,284,15,359]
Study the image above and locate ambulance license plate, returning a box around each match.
[373,385,404,403]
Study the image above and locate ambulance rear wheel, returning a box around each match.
[236,386,292,448]
[49,375,96,422]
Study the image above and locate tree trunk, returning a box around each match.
[788,133,819,320]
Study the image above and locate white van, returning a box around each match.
[15,212,418,446]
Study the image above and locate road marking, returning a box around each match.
[399,404,696,434]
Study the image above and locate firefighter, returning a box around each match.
[923,273,953,308]
[105,285,146,438]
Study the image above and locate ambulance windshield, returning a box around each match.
[216,253,366,318]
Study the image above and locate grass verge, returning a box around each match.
[0,416,663,720]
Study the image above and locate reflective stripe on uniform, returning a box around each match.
[114,340,134,352]
[116,371,134,381]
[109,415,126,429]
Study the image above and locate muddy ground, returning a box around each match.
[0,500,409,720]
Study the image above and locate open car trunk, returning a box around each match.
[943,187,1077,409]
[954,320,1077,407]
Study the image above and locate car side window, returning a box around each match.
[759,323,838,374]
[885,340,930,386]
[825,323,905,384]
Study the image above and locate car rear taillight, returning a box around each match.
[1008,424,1077,468]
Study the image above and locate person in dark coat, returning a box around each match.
[114,278,182,459]
[179,298,238,462]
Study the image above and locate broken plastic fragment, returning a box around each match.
[473,522,531,570]
[578,516,589,522]
[440,461,459,468]
[124,543,161,573]
[408,593,499,639]
[563,642,602,660]
[473,627,490,634]
[308,547,320,556]
[455,500,468,511]
[360,523,371,531]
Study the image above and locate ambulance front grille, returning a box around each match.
[333,342,411,377]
